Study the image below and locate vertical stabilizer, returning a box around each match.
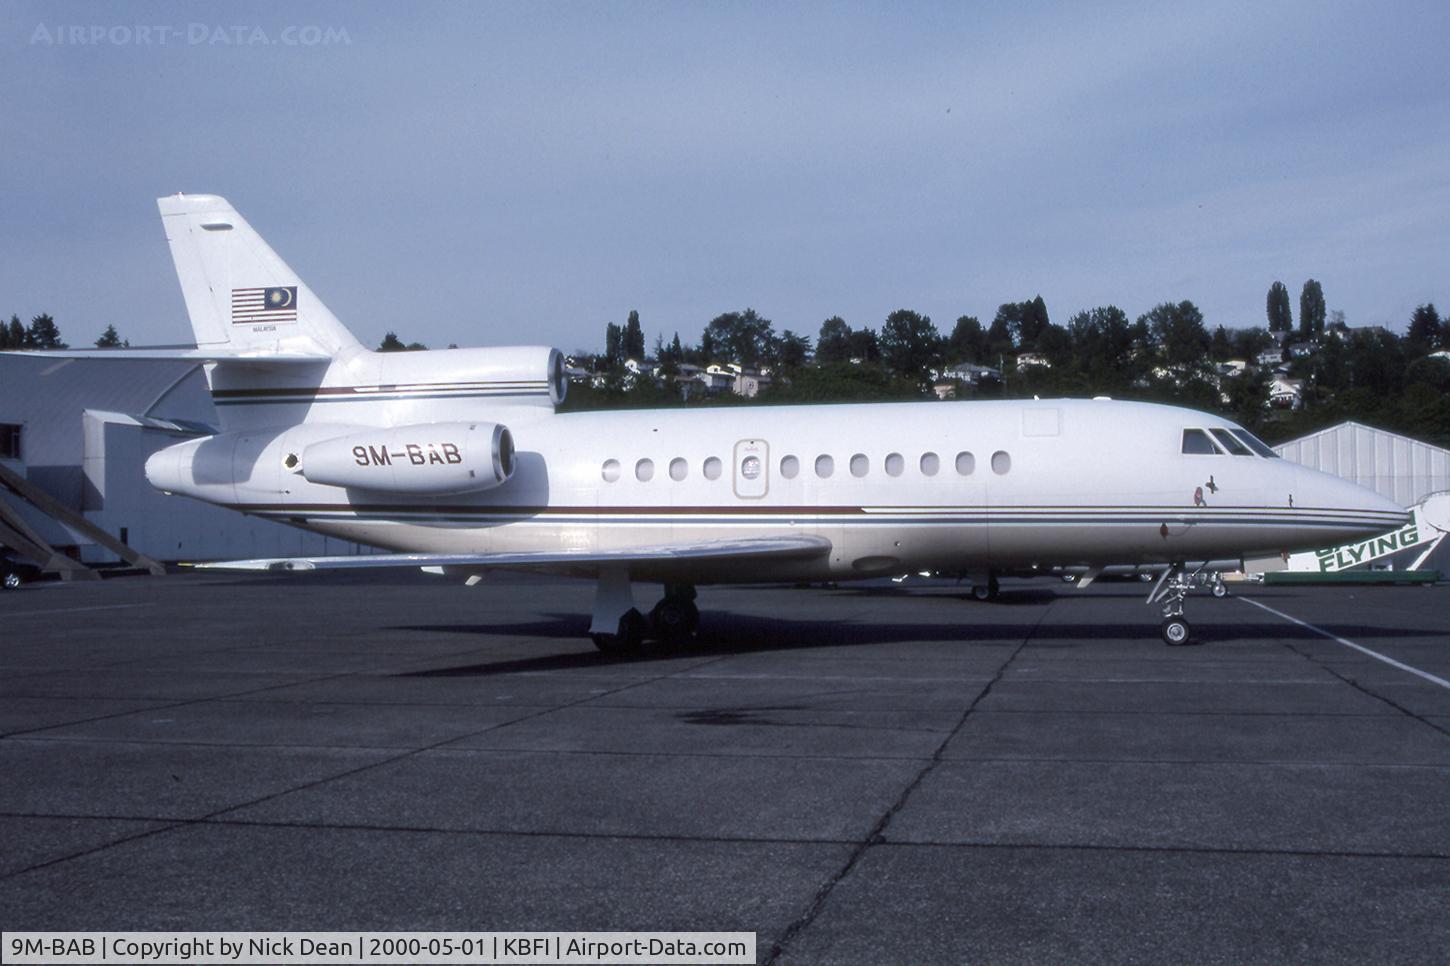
[157,194,362,356]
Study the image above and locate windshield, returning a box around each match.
[1230,428,1279,458]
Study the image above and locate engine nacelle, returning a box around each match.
[296,422,514,495]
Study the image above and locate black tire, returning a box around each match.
[1211,583,1229,599]
[970,583,991,601]
[1161,617,1192,646]
[650,597,700,640]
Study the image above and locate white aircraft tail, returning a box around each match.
[157,194,363,357]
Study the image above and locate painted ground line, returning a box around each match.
[1241,596,1450,691]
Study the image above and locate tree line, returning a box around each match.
[7,284,1448,449]
[566,284,1450,448]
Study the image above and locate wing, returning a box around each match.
[188,535,834,577]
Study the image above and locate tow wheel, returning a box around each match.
[1161,616,1192,646]
[592,609,647,655]
[2,570,22,590]
[650,597,700,640]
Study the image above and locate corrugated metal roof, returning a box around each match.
[0,356,213,505]
[1275,420,1450,508]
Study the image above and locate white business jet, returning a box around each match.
[14,195,1409,648]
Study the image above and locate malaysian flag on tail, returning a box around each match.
[232,286,298,324]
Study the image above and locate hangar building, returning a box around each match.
[0,355,369,568]
[1274,421,1450,574]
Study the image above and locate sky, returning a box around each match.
[2,0,1447,354]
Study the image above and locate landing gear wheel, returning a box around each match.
[1211,581,1229,599]
[592,608,647,655]
[970,575,1000,601]
[1161,616,1192,646]
[2,570,21,590]
[649,597,700,640]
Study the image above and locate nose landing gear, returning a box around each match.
[1146,563,1222,646]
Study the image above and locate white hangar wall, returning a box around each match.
[0,355,372,563]
[1274,421,1450,510]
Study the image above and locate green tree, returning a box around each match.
[95,324,124,348]
[1299,279,1325,338]
[878,309,942,383]
[1035,324,1073,369]
[1267,281,1293,333]
[774,330,811,371]
[1345,327,1406,396]
[985,314,1014,361]
[1208,325,1233,361]
[25,313,65,349]
[946,315,988,363]
[378,332,424,352]
[604,322,623,367]
[704,308,776,367]
[994,297,1050,350]
[1141,301,1209,368]
[848,326,881,363]
[759,362,926,404]
[1232,326,1275,361]
[1406,303,1442,354]
[815,316,853,363]
[657,332,684,376]
[623,310,645,360]
[1066,306,1135,388]
[0,315,19,349]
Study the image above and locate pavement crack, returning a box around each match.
[762,599,1052,965]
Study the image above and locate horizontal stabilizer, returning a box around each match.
[188,535,834,573]
[0,348,331,364]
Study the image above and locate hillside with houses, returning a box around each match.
[556,289,1450,449]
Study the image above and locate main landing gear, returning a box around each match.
[969,569,1000,602]
[588,569,699,655]
[1145,563,1227,646]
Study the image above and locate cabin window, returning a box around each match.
[815,454,834,478]
[669,457,688,481]
[885,452,904,477]
[703,456,723,480]
[780,455,800,479]
[1181,429,1220,455]
[991,450,1011,474]
[635,458,655,482]
[1210,428,1252,455]
[955,451,975,475]
[920,452,940,476]
[601,459,621,482]
[1231,428,1280,458]
[850,454,869,477]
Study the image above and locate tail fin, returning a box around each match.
[157,194,362,357]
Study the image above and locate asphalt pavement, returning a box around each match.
[2,570,1447,964]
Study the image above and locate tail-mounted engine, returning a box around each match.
[293,422,514,495]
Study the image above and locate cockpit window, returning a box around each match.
[1181,429,1221,455]
[1210,428,1253,456]
[1230,428,1280,458]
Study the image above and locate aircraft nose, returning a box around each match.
[1295,465,1411,536]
